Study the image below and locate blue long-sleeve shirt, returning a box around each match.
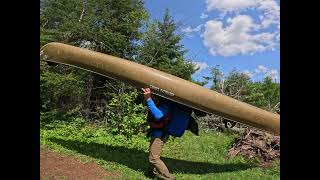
[146,98,193,138]
[146,98,171,137]
[146,98,171,120]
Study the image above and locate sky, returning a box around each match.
[144,0,280,85]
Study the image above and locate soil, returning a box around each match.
[40,147,121,180]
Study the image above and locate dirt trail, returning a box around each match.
[40,147,120,180]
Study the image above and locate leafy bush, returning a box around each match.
[40,66,86,114]
[40,111,85,131]
[105,90,147,137]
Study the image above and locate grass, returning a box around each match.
[40,117,280,180]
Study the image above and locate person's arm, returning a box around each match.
[146,98,170,120]
[142,88,170,121]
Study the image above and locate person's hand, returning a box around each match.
[142,88,151,100]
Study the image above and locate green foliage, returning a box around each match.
[40,2,200,138]
[137,9,197,81]
[40,1,280,140]
[40,111,86,132]
[221,70,252,101]
[40,65,85,113]
[192,79,209,86]
[208,65,224,90]
[41,119,279,179]
[105,90,147,137]
[40,2,280,177]
[206,66,280,111]
[245,77,280,111]
[40,0,149,127]
[201,67,280,130]
[41,0,148,57]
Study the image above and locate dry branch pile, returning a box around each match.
[227,128,280,166]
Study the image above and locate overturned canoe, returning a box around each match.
[40,42,280,134]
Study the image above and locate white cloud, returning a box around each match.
[200,13,209,19]
[205,0,279,30]
[202,0,280,56]
[276,33,280,42]
[265,69,279,80]
[181,26,194,34]
[257,0,280,29]
[193,61,209,72]
[237,66,280,81]
[242,70,254,78]
[202,15,276,56]
[255,65,268,73]
[206,0,257,12]
[255,65,279,80]
[181,24,203,37]
[194,25,203,31]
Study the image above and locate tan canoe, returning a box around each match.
[40,42,280,135]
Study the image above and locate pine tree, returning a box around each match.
[137,9,197,81]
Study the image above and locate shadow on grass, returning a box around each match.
[49,137,254,175]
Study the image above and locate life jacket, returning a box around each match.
[147,109,172,129]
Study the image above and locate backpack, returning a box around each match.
[166,103,192,137]
[146,101,198,137]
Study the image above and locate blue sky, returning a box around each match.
[144,0,280,85]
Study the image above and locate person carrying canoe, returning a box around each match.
[141,87,206,180]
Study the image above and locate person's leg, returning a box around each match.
[149,137,174,180]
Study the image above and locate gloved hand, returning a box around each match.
[142,88,151,100]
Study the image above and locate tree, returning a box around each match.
[205,65,223,90]
[40,0,149,120]
[245,77,280,112]
[137,9,197,81]
[41,0,148,57]
[200,66,280,130]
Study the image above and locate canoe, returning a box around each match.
[40,42,280,134]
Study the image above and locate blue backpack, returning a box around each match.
[167,103,192,137]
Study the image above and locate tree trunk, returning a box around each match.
[83,73,94,120]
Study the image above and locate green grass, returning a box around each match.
[40,118,279,180]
